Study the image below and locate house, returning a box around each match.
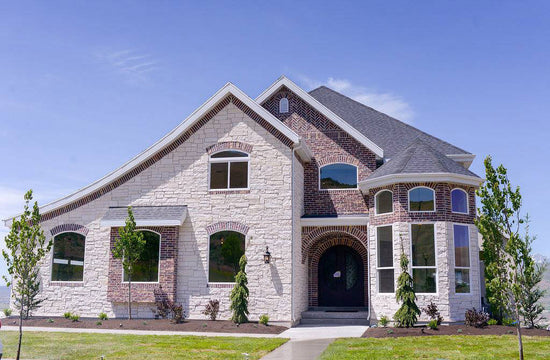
[3,76,483,326]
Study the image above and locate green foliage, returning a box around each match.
[70,314,80,322]
[502,317,516,327]
[96,321,102,326]
[202,299,220,321]
[386,329,394,334]
[111,207,146,320]
[98,312,108,321]
[63,312,72,319]
[3,308,12,317]
[47,318,54,323]
[488,319,498,325]
[393,248,420,328]
[259,314,269,326]
[378,315,389,328]
[230,255,249,324]
[427,319,438,330]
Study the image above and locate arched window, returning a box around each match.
[319,163,358,189]
[123,230,160,282]
[279,97,289,113]
[451,188,468,214]
[209,231,245,282]
[408,187,435,212]
[375,190,393,215]
[209,150,249,190]
[52,232,85,281]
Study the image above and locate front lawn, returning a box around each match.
[321,335,550,359]
[0,331,287,359]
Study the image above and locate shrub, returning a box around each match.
[488,319,498,326]
[428,319,438,330]
[422,301,443,325]
[387,329,394,334]
[152,287,185,323]
[3,308,12,317]
[259,314,269,326]
[47,318,54,323]
[230,255,249,324]
[70,314,80,322]
[394,250,420,328]
[378,315,389,328]
[457,328,463,333]
[98,312,108,321]
[171,304,185,324]
[96,321,102,326]
[202,299,220,321]
[63,312,72,319]
[465,308,489,328]
[502,318,516,327]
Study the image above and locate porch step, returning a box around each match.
[300,310,370,325]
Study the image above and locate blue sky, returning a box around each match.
[1,1,549,283]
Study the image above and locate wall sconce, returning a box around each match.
[263,246,271,264]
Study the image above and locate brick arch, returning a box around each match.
[50,224,89,236]
[302,226,368,263]
[307,233,369,307]
[205,221,250,236]
[316,154,361,167]
[206,141,253,155]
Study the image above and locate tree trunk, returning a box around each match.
[515,304,524,360]
[128,273,132,320]
[17,301,23,360]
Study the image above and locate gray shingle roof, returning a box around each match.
[101,205,187,226]
[368,139,479,180]
[309,86,470,158]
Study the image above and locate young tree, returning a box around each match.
[2,190,52,360]
[394,246,420,328]
[112,207,145,320]
[230,255,249,324]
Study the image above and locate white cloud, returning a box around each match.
[299,76,415,123]
[95,48,159,80]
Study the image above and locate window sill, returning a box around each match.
[207,282,235,289]
[49,281,84,287]
[208,189,250,195]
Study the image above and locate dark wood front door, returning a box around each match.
[318,245,364,307]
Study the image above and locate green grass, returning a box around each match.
[321,335,550,359]
[0,331,287,359]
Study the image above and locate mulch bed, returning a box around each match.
[363,324,550,338]
[4,317,287,334]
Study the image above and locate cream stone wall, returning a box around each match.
[291,154,307,324]
[29,102,297,322]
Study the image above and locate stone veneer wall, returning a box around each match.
[32,102,297,322]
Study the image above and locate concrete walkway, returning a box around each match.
[261,338,334,360]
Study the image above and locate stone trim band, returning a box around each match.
[205,221,250,236]
[50,224,89,236]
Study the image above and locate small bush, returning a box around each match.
[96,321,102,326]
[142,321,148,325]
[63,312,72,319]
[153,287,185,323]
[457,328,463,333]
[428,319,438,330]
[47,318,54,323]
[487,319,498,326]
[70,314,80,322]
[422,301,443,325]
[378,315,389,328]
[465,308,489,328]
[171,304,185,324]
[259,314,269,326]
[502,318,516,327]
[202,299,220,321]
[3,308,12,317]
[387,329,394,334]
[98,312,108,321]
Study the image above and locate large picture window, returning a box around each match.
[123,230,160,282]
[52,232,85,281]
[319,163,357,189]
[209,150,249,190]
[377,226,394,293]
[375,190,393,215]
[409,187,435,212]
[454,224,470,293]
[411,224,437,293]
[451,188,468,214]
[209,231,245,282]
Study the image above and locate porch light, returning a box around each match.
[263,246,271,264]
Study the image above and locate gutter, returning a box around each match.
[290,147,295,325]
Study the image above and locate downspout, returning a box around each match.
[290,147,295,325]
[366,215,371,323]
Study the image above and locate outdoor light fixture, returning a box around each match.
[263,246,271,264]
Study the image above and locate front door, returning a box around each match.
[318,245,364,307]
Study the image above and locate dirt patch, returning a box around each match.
[4,317,286,334]
[363,324,550,338]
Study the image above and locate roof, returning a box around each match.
[100,205,188,227]
[309,86,471,159]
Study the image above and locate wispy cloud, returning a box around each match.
[95,49,159,80]
[299,76,415,123]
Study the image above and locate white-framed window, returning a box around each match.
[411,223,437,293]
[123,230,160,283]
[209,150,250,190]
[319,163,358,190]
[408,187,435,212]
[376,225,394,293]
[375,190,393,215]
[451,188,468,214]
[453,224,470,294]
[52,232,85,281]
[208,231,245,283]
[279,97,289,113]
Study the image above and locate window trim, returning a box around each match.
[208,150,251,191]
[121,229,162,284]
[453,223,471,294]
[374,189,394,216]
[409,222,438,295]
[50,231,86,283]
[318,162,359,191]
[375,225,395,294]
[451,188,469,214]
[279,97,289,113]
[207,229,247,285]
[408,186,436,213]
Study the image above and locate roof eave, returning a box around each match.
[358,172,484,192]
[447,153,476,169]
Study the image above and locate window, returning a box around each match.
[123,230,160,282]
[377,226,394,293]
[209,150,249,190]
[52,232,85,281]
[451,189,468,214]
[411,224,437,293]
[375,190,393,215]
[454,224,470,293]
[409,187,435,212]
[209,231,245,282]
[279,97,289,113]
[319,163,358,189]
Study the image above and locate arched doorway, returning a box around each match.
[318,245,364,307]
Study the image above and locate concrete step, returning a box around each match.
[301,311,369,319]
[300,318,370,325]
